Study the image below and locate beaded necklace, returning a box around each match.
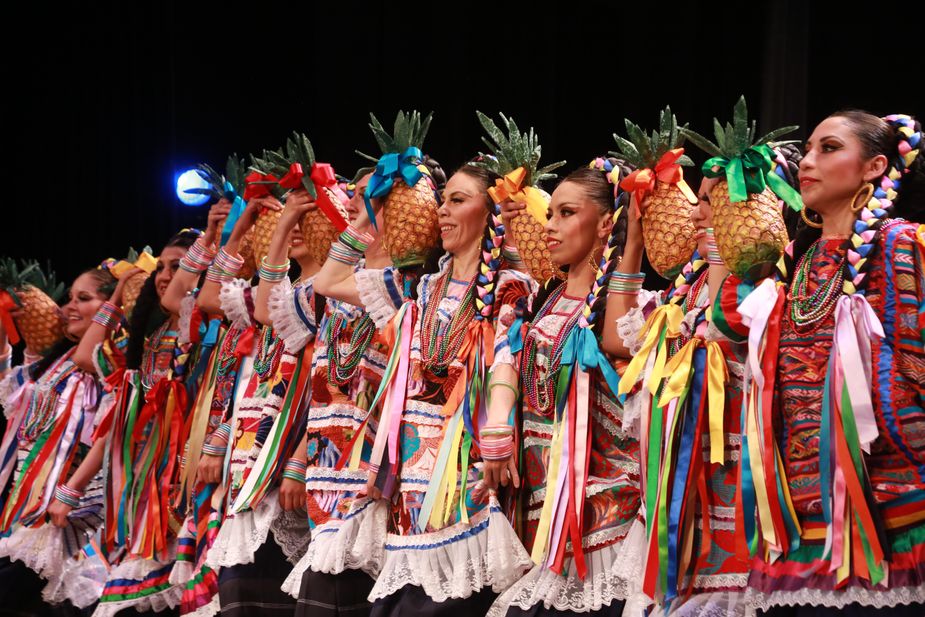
[19,352,81,441]
[788,238,846,332]
[252,326,282,379]
[141,321,178,389]
[326,311,376,386]
[217,326,245,378]
[419,271,477,371]
[669,269,709,355]
[521,286,584,414]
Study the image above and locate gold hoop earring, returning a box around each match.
[851,183,875,213]
[587,246,604,270]
[800,207,823,229]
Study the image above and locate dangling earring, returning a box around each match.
[800,207,823,229]
[851,183,875,213]
[587,246,604,270]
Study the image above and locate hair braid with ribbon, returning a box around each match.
[457,163,504,320]
[583,157,634,337]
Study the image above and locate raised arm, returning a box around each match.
[162,200,229,315]
[601,205,646,358]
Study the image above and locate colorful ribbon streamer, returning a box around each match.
[363,146,425,230]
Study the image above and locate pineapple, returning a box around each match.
[358,111,440,268]
[110,247,157,318]
[611,107,699,279]
[0,258,66,354]
[261,132,350,265]
[473,111,565,284]
[244,149,292,276]
[679,97,797,280]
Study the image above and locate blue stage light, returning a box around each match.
[176,169,211,206]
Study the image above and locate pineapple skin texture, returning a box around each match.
[238,229,256,281]
[383,177,440,268]
[122,272,150,318]
[301,188,349,265]
[252,208,282,271]
[510,211,557,284]
[642,182,698,279]
[710,181,788,280]
[15,286,65,354]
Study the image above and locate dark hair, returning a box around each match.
[31,267,117,379]
[125,229,200,370]
[789,110,924,292]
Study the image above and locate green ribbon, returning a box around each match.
[702,144,803,211]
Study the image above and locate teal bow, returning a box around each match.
[222,181,246,244]
[560,327,621,397]
[363,146,426,230]
[702,144,803,211]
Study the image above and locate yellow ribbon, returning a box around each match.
[618,304,684,400]
[531,415,565,565]
[705,341,728,465]
[111,251,158,277]
[746,388,778,550]
[488,167,549,223]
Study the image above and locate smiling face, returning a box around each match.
[691,176,720,255]
[799,116,888,216]
[545,180,611,269]
[153,245,186,299]
[438,171,489,256]
[61,272,109,340]
[288,223,308,260]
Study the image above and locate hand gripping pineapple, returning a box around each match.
[240,149,295,277]
[186,153,249,244]
[261,131,351,265]
[679,96,803,280]
[105,247,158,318]
[472,111,565,284]
[0,259,66,355]
[358,110,442,268]
[611,106,700,279]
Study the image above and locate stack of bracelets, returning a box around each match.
[180,238,217,274]
[92,301,124,330]
[206,248,244,284]
[479,423,515,461]
[202,422,232,457]
[608,271,645,296]
[282,458,307,483]
[54,483,84,508]
[704,228,723,266]
[258,256,290,282]
[328,226,373,265]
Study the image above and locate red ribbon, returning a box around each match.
[235,325,255,357]
[278,163,305,190]
[276,162,348,232]
[0,291,21,345]
[619,148,688,218]
[243,172,277,201]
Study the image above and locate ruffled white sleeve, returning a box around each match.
[267,277,317,353]
[177,292,198,346]
[0,365,30,418]
[615,289,662,356]
[219,278,254,330]
[355,267,404,329]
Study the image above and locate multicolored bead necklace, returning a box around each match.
[141,320,178,389]
[521,285,584,415]
[19,352,81,440]
[252,326,282,378]
[419,271,477,371]
[789,238,846,332]
[326,312,376,386]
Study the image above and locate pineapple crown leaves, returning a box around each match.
[679,96,803,209]
[678,96,798,159]
[472,111,566,186]
[188,153,249,202]
[0,258,65,303]
[357,110,433,163]
[610,106,694,169]
[247,149,290,201]
[280,132,319,198]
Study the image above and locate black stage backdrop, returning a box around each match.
[3,1,922,285]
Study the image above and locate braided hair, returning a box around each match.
[582,157,635,338]
[787,111,923,296]
[454,163,504,320]
[125,229,201,369]
[771,143,805,241]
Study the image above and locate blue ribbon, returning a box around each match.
[560,327,622,396]
[363,146,425,230]
[222,183,246,244]
[507,316,524,354]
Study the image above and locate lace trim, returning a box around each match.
[270,507,313,564]
[178,293,197,346]
[219,278,253,330]
[622,348,656,440]
[355,268,402,329]
[616,289,661,356]
[368,501,532,603]
[92,554,182,617]
[487,517,646,615]
[0,366,29,418]
[744,583,925,610]
[206,491,282,568]
[268,277,317,353]
[282,498,389,597]
[41,551,108,609]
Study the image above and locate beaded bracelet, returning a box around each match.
[206,248,244,283]
[54,484,84,508]
[704,228,723,266]
[608,271,645,296]
[180,239,217,274]
[259,257,290,282]
[281,458,307,483]
[211,422,232,445]
[92,302,124,330]
[202,441,227,457]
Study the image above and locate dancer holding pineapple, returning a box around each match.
[702,109,925,615]
[0,263,117,615]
